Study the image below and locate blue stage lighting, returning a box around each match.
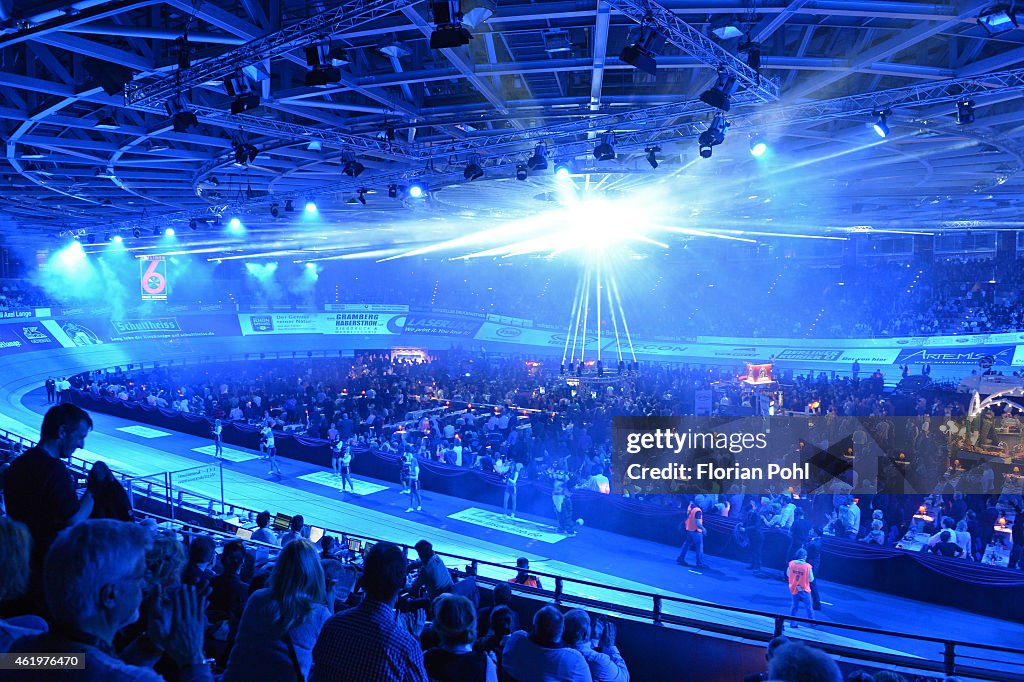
[872,110,890,138]
[749,135,767,157]
[554,162,571,179]
[305,199,318,213]
[408,181,427,199]
[165,227,175,237]
[112,234,123,244]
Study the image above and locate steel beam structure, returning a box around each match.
[126,0,421,109]
[606,0,780,103]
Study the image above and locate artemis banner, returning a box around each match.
[139,256,168,301]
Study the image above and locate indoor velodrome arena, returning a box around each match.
[1,1,1024,681]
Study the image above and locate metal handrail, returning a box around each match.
[2,431,1022,678]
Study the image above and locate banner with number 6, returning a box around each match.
[139,255,168,300]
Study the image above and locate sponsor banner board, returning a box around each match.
[42,315,240,347]
[775,349,844,362]
[239,313,400,336]
[474,322,598,348]
[386,313,482,337]
[325,303,409,313]
[895,345,1017,366]
[836,349,901,365]
[698,333,1020,350]
[0,323,63,356]
[139,255,168,301]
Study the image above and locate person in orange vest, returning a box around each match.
[787,548,815,627]
[676,500,708,568]
[508,557,543,589]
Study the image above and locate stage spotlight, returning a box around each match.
[225,72,259,114]
[357,188,367,205]
[710,14,744,40]
[270,203,280,217]
[698,114,728,159]
[165,227,175,237]
[305,199,318,213]
[699,71,739,111]
[189,218,199,230]
[526,144,548,171]
[516,164,528,180]
[165,95,198,132]
[619,24,666,76]
[554,162,571,179]
[429,0,473,49]
[305,262,316,270]
[463,159,484,180]
[304,42,343,87]
[956,99,975,125]
[749,135,767,157]
[228,217,242,229]
[872,110,890,138]
[285,199,295,213]
[408,181,427,198]
[594,132,616,161]
[132,227,141,238]
[112,234,123,244]
[388,184,399,198]
[644,146,660,169]
[343,158,365,177]
[233,142,259,166]
[978,4,1018,35]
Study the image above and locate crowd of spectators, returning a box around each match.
[69,351,1024,564]
[0,406,974,682]
[10,254,1024,339]
[0,280,49,311]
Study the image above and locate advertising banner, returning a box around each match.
[387,313,483,337]
[139,255,168,301]
[43,314,241,347]
[0,323,63,356]
[895,345,1017,367]
[239,313,400,336]
[474,322,599,348]
[325,303,409,313]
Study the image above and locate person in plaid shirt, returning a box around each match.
[309,542,427,682]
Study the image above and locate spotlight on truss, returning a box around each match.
[594,132,616,161]
[644,146,660,169]
[463,156,484,180]
[429,0,473,49]
[699,70,739,112]
[526,144,548,171]
[978,4,1019,35]
[343,158,365,178]
[698,114,729,159]
[872,110,890,138]
[619,23,666,76]
[956,99,975,125]
[225,72,259,114]
[516,164,528,181]
[165,95,198,132]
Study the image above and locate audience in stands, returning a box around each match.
[6,519,211,681]
[502,604,592,682]
[423,593,497,682]
[2,405,96,613]
[310,541,428,681]
[86,460,131,522]
[562,609,630,682]
[222,540,331,682]
[0,517,46,652]
[767,641,842,682]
